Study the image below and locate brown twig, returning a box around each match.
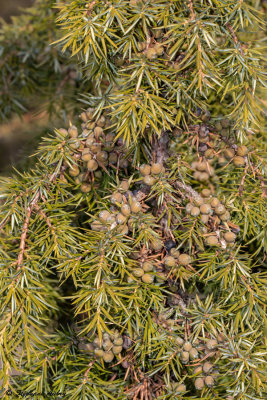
[255,168,267,198]
[174,180,199,198]
[16,193,40,270]
[152,130,169,164]
[226,23,244,56]
[15,169,59,270]
[239,160,249,196]
[86,1,96,16]
[187,0,196,21]
[55,68,74,97]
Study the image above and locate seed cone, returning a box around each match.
[191,207,200,217]
[176,384,186,393]
[178,254,191,266]
[103,351,114,363]
[233,156,245,167]
[205,375,214,387]
[189,348,198,359]
[206,236,219,246]
[130,201,142,213]
[143,262,154,272]
[140,164,151,176]
[143,175,155,186]
[203,361,213,373]
[142,274,154,283]
[183,341,192,352]
[195,377,205,390]
[165,256,176,267]
[151,163,163,174]
[224,231,236,243]
[133,268,144,277]
[236,145,248,156]
[206,339,218,349]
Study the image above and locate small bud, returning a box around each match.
[180,351,189,363]
[194,196,204,206]
[69,126,78,138]
[193,366,202,375]
[82,149,92,162]
[200,204,212,215]
[206,235,219,246]
[186,203,193,213]
[196,162,207,172]
[146,47,157,59]
[176,384,186,393]
[189,348,198,359]
[175,337,184,346]
[81,183,91,193]
[94,348,104,358]
[201,189,211,197]
[112,345,123,354]
[130,201,142,213]
[69,166,80,177]
[120,180,130,191]
[198,172,209,182]
[200,214,209,224]
[210,197,220,208]
[214,204,226,215]
[114,337,123,346]
[116,213,127,224]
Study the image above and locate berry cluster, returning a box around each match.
[190,121,248,181]
[195,117,232,156]
[79,330,124,364]
[185,190,237,247]
[91,181,144,234]
[168,381,187,394]
[58,108,128,191]
[173,334,226,392]
[176,339,199,364]
[130,260,156,284]
[191,338,221,390]
[164,335,223,394]
[165,249,191,268]
[217,145,248,167]
[191,160,215,183]
[140,162,165,186]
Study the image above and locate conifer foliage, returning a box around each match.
[0,1,266,399]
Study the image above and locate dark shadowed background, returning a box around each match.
[0,0,52,175]
[0,0,34,21]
